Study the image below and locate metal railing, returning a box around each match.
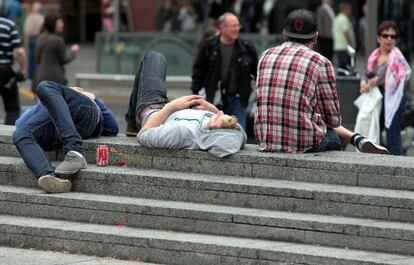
[95,31,284,75]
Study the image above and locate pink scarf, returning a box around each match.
[367,47,411,128]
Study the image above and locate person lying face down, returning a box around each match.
[124,51,247,157]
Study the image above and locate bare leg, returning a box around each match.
[333,126,354,144]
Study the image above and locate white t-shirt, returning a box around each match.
[137,109,247,157]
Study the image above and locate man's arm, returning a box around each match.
[14,47,26,77]
[138,95,203,137]
[344,31,353,47]
[316,60,341,127]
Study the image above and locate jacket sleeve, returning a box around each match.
[247,42,259,80]
[95,97,119,136]
[56,37,76,65]
[191,41,208,95]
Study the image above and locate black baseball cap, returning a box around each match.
[282,9,317,39]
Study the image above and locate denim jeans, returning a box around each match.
[125,52,168,127]
[380,92,407,155]
[307,128,343,152]
[13,81,101,177]
[223,94,247,131]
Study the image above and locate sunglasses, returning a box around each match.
[380,33,397,40]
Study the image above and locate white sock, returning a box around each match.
[68,150,84,158]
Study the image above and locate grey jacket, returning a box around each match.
[33,32,76,90]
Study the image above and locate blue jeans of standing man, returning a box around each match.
[13,81,101,177]
[125,52,169,127]
[223,94,247,131]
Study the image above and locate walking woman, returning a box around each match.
[360,20,411,155]
[33,14,80,92]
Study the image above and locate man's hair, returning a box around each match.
[219,115,239,130]
[285,36,314,45]
[339,1,352,11]
[377,20,399,36]
[216,12,237,28]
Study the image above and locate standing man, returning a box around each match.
[333,1,356,70]
[192,12,258,131]
[0,15,26,125]
[255,9,388,155]
[316,0,335,60]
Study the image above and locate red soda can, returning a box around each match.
[96,145,109,166]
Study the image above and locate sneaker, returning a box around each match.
[125,123,140,137]
[356,137,390,155]
[38,174,72,193]
[55,151,87,176]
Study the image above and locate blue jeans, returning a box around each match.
[125,52,168,127]
[307,128,343,152]
[223,95,247,131]
[13,81,101,177]
[380,92,407,155]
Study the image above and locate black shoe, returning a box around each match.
[125,123,140,137]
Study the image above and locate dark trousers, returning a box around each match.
[380,91,407,155]
[335,50,352,70]
[317,37,333,61]
[125,52,168,127]
[0,66,20,125]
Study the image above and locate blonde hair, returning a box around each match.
[219,115,238,130]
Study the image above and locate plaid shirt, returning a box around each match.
[255,42,341,153]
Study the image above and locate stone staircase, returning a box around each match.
[1,125,414,265]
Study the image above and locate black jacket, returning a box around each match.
[191,35,258,107]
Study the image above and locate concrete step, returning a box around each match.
[1,185,414,256]
[1,156,414,222]
[0,246,157,265]
[2,125,414,191]
[1,215,413,265]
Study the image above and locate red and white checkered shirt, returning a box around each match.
[255,42,341,153]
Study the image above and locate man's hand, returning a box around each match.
[165,95,203,112]
[191,98,219,113]
[69,86,96,100]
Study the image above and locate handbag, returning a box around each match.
[354,86,383,145]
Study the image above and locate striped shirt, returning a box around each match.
[0,17,22,65]
[255,42,341,153]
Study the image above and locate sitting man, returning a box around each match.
[255,9,389,154]
[13,81,119,193]
[125,51,247,157]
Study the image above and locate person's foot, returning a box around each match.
[55,151,87,176]
[355,136,390,155]
[125,123,140,137]
[38,174,72,193]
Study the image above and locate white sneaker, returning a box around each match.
[356,137,390,155]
